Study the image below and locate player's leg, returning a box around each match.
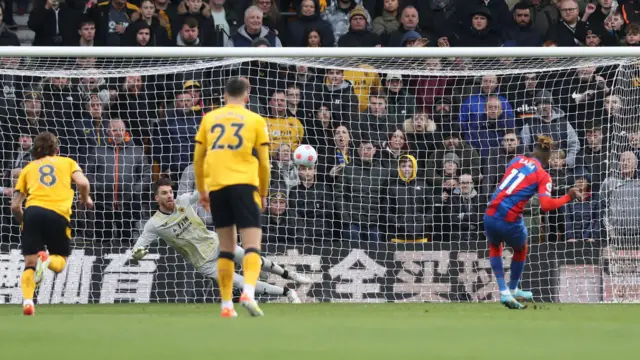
[20,208,45,315]
[44,212,73,274]
[232,245,311,284]
[484,215,525,309]
[235,186,266,316]
[509,221,533,301]
[209,189,238,316]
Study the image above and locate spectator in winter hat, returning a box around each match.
[262,190,295,243]
[426,122,482,189]
[323,0,371,46]
[337,5,382,47]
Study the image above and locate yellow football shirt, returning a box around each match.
[265,116,305,153]
[343,64,381,112]
[15,156,82,222]
[195,104,270,192]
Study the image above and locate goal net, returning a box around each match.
[0,49,638,304]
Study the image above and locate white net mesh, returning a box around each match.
[0,54,639,304]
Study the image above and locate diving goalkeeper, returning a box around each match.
[130,177,310,303]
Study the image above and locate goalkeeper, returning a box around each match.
[131,177,310,303]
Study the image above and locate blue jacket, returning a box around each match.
[459,92,515,157]
[565,193,600,241]
[156,108,200,174]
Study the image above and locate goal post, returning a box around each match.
[0,47,638,304]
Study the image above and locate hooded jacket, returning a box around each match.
[385,155,431,241]
[425,140,481,188]
[87,137,152,209]
[336,157,391,224]
[521,107,580,167]
[323,0,371,46]
[287,0,335,47]
[449,6,502,47]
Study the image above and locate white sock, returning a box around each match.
[221,300,233,309]
[23,299,34,306]
[243,284,255,299]
[255,281,287,296]
[500,290,511,296]
[260,256,285,276]
[510,288,518,295]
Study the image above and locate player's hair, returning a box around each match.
[153,176,173,194]
[225,77,249,98]
[534,135,555,152]
[31,132,58,159]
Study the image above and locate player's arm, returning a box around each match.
[71,170,93,208]
[537,174,579,212]
[10,191,26,224]
[193,120,208,195]
[12,168,27,223]
[131,221,159,261]
[256,118,271,202]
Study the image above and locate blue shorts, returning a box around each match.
[483,214,528,248]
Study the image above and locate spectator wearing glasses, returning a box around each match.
[545,0,585,46]
[448,173,486,243]
[287,0,335,47]
[503,1,542,47]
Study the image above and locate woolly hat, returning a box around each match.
[349,5,368,22]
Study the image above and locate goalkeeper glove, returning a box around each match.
[131,247,148,261]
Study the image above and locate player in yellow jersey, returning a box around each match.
[194,77,271,318]
[11,132,93,316]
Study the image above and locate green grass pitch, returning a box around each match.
[0,303,638,359]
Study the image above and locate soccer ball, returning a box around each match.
[293,145,318,167]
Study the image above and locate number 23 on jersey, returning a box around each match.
[210,123,244,151]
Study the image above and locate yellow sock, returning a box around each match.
[48,255,66,273]
[217,257,235,303]
[21,269,35,301]
[242,251,261,298]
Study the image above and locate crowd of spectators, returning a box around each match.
[0,0,639,245]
